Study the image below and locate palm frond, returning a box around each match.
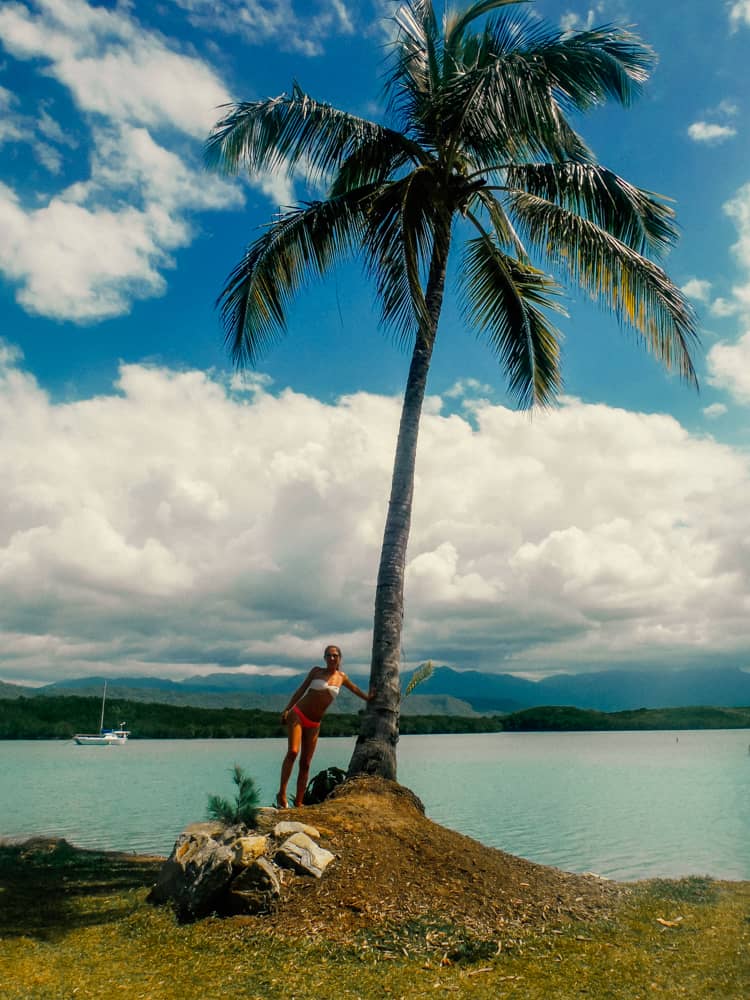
[504,163,678,256]
[390,1,442,83]
[441,14,653,167]
[363,169,439,344]
[450,60,592,164]
[548,25,656,107]
[477,14,655,110]
[205,84,386,185]
[386,3,434,100]
[403,659,434,697]
[218,192,370,367]
[385,2,443,141]
[509,192,699,383]
[441,16,596,163]
[470,187,528,260]
[444,0,524,56]
[461,224,565,407]
[328,129,421,198]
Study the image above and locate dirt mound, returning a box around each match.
[256,776,625,948]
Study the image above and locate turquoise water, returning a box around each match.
[1,730,748,881]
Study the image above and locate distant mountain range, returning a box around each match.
[1,665,749,715]
[402,665,750,713]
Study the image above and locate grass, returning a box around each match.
[1,841,748,999]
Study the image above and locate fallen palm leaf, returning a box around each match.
[403,660,435,698]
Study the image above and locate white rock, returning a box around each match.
[232,835,270,867]
[273,821,320,839]
[274,832,335,879]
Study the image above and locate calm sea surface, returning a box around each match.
[1,730,748,881]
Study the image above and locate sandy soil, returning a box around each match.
[252,776,626,946]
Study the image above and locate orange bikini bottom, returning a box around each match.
[292,704,320,730]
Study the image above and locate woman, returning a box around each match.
[277,645,372,808]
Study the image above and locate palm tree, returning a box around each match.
[205,0,698,781]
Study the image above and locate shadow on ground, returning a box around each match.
[0,838,162,941]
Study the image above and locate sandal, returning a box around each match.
[274,793,288,809]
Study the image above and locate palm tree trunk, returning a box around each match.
[348,218,452,780]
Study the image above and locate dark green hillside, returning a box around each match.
[399,714,505,734]
[0,696,506,740]
[502,704,750,731]
[502,705,612,731]
[611,705,750,729]
[0,680,26,699]
[1,697,749,739]
[0,695,293,740]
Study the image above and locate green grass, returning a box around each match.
[1,842,748,999]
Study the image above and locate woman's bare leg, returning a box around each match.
[294,726,320,806]
[278,715,301,807]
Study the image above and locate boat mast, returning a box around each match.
[99,681,107,733]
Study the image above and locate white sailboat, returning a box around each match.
[73,682,130,745]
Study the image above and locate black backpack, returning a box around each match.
[303,766,347,805]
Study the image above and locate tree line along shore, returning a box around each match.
[1,695,749,740]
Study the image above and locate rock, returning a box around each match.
[149,815,336,919]
[217,824,249,844]
[273,821,320,839]
[232,835,269,867]
[227,856,282,914]
[275,832,335,878]
[254,807,278,830]
[181,821,226,839]
[147,831,234,920]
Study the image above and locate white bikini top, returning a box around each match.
[309,677,341,697]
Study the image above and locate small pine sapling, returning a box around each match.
[206,763,260,826]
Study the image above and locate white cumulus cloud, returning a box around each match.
[702,402,728,419]
[729,1,750,30]
[708,331,750,403]
[559,3,618,34]
[0,0,289,322]
[171,0,356,56]
[687,121,738,143]
[699,181,750,402]
[681,278,712,302]
[444,377,494,399]
[1,345,748,684]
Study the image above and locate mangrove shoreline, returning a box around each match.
[1,694,749,739]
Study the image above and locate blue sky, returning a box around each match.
[1,0,749,686]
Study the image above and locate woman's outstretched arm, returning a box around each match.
[342,674,374,702]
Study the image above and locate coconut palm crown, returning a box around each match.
[205,0,698,781]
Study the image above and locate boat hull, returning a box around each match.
[74,682,131,743]
[73,731,129,746]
